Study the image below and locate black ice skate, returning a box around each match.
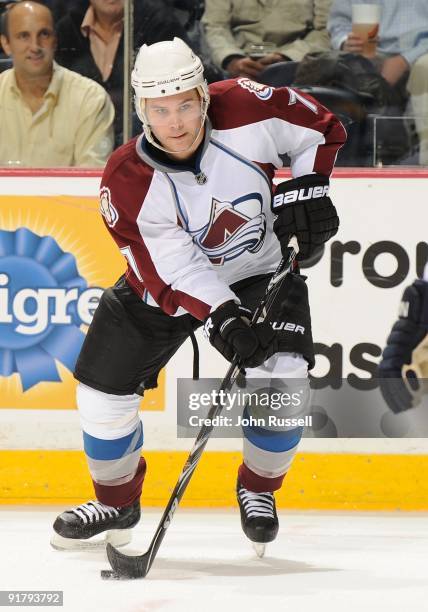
[237,480,278,558]
[51,499,140,551]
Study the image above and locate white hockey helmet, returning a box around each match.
[132,37,210,146]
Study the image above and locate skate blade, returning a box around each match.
[253,542,266,558]
[50,528,132,551]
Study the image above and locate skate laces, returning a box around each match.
[238,487,275,519]
[70,500,120,525]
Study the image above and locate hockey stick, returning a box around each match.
[102,236,299,579]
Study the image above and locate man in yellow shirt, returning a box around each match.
[0,1,115,167]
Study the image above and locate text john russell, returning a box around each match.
[187,415,313,428]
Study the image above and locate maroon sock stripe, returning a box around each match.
[93,456,147,507]
[238,462,286,493]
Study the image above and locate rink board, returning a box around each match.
[1,168,428,508]
[2,450,428,510]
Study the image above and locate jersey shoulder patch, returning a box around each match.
[236,77,274,100]
[100,185,119,228]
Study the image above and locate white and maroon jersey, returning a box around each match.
[100,78,346,320]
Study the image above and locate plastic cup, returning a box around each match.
[352,4,381,57]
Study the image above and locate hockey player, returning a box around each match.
[51,38,346,551]
[378,264,428,413]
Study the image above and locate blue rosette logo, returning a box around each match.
[0,228,103,391]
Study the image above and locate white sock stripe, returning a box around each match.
[243,437,299,479]
[77,383,141,440]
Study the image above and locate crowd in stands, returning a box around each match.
[0,0,427,167]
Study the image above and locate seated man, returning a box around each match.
[328,0,428,166]
[55,0,192,145]
[0,0,114,167]
[201,0,332,80]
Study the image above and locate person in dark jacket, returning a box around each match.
[44,0,88,23]
[55,0,192,145]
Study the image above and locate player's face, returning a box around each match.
[145,89,205,160]
[1,3,56,79]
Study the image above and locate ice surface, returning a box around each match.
[1,508,427,612]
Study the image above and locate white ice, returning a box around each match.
[1,508,428,612]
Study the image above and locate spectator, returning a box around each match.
[55,0,193,145]
[328,0,428,166]
[201,0,332,80]
[0,0,114,167]
[43,1,88,24]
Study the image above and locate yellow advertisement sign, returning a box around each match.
[0,195,164,411]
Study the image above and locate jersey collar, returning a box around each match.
[135,118,212,178]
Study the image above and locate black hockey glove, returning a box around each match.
[378,278,428,413]
[272,174,339,260]
[204,302,276,368]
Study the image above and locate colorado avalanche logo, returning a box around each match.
[100,186,119,228]
[237,78,273,100]
[191,193,266,265]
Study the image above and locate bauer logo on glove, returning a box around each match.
[271,173,339,260]
[272,183,330,209]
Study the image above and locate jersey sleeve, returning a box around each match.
[270,85,346,177]
[209,79,347,177]
[100,147,238,320]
